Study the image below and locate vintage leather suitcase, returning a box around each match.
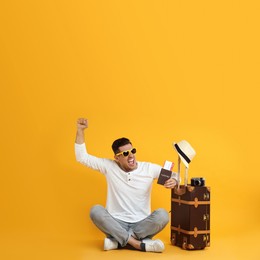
[171,185,210,250]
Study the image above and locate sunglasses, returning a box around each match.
[115,148,137,157]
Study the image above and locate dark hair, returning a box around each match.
[112,137,132,154]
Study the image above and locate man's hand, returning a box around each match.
[77,118,88,130]
[164,178,177,189]
[75,118,88,144]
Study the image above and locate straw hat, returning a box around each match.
[173,140,196,168]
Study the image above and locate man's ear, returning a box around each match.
[114,155,119,161]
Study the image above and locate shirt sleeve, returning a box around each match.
[171,171,179,182]
[149,163,162,179]
[74,143,110,174]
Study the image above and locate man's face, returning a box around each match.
[114,143,137,172]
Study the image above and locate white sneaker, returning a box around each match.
[104,238,118,251]
[142,238,165,252]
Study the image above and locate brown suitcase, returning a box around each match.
[171,185,210,250]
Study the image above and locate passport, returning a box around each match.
[157,168,172,185]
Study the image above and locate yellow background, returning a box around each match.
[0,1,259,259]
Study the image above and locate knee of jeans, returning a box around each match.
[157,208,169,225]
[90,204,104,221]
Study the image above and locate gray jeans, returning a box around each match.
[90,205,169,247]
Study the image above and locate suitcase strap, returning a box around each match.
[171,226,210,237]
[172,198,210,208]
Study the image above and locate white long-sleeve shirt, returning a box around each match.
[75,143,162,222]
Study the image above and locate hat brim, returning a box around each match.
[173,143,190,168]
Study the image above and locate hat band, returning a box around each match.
[174,143,191,164]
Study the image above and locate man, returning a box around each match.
[75,118,177,252]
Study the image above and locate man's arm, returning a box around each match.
[74,118,109,174]
[75,118,88,144]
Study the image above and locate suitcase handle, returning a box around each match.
[174,185,187,196]
[177,156,189,188]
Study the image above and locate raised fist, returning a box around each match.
[77,118,88,130]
